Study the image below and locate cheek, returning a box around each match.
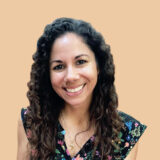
[50,73,63,88]
[81,67,98,82]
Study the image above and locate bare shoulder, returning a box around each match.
[125,142,139,160]
[17,110,30,160]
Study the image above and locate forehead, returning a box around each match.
[50,33,95,60]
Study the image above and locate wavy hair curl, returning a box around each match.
[25,17,124,159]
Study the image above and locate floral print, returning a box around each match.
[21,108,147,160]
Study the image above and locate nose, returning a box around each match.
[64,66,80,83]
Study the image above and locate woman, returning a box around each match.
[17,17,147,160]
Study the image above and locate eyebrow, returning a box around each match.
[50,54,89,65]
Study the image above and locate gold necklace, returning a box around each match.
[60,112,91,151]
[60,112,79,150]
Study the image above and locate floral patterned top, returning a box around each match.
[21,108,147,160]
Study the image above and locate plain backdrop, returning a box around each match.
[0,0,159,159]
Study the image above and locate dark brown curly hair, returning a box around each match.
[25,17,124,159]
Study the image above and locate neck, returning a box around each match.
[64,105,89,124]
[59,103,92,132]
[61,94,93,124]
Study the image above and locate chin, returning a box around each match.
[65,99,86,108]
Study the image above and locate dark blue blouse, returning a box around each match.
[21,108,147,160]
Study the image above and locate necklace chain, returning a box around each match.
[60,111,91,151]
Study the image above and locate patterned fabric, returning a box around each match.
[21,108,147,160]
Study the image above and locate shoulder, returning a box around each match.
[20,107,32,139]
[114,110,147,159]
[117,110,147,134]
[21,107,28,123]
[18,107,32,144]
[17,108,29,145]
[18,107,29,136]
[17,108,31,160]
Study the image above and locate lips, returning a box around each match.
[66,84,84,92]
[63,83,86,94]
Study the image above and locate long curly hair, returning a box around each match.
[25,17,124,159]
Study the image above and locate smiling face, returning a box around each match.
[49,33,99,108]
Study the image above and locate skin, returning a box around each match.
[125,142,138,160]
[17,112,30,160]
[49,33,99,127]
[17,118,138,160]
[17,32,138,159]
[49,32,99,157]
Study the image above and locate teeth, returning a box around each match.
[66,84,84,93]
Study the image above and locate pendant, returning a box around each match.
[69,144,74,150]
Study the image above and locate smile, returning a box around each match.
[63,83,86,95]
[66,84,84,92]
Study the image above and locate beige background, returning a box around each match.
[0,0,159,159]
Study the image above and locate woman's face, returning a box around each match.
[49,33,99,108]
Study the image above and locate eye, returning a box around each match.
[76,60,87,65]
[53,64,64,70]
